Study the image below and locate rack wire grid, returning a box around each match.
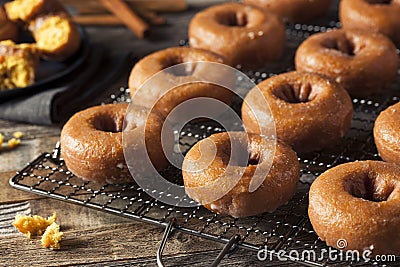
[9,13,400,267]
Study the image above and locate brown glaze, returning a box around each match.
[128,46,234,118]
[60,104,168,184]
[0,7,18,41]
[188,2,285,69]
[309,160,400,254]
[244,0,332,23]
[374,102,400,165]
[295,29,399,97]
[182,132,300,218]
[242,71,353,152]
[340,0,400,47]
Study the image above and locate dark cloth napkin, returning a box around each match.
[0,46,133,125]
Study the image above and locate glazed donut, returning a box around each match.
[188,2,285,69]
[0,7,18,41]
[340,0,400,47]
[309,160,400,254]
[28,14,81,61]
[374,102,400,165]
[242,71,353,152]
[295,29,398,97]
[182,132,299,218]
[244,0,332,23]
[128,46,234,118]
[60,104,168,184]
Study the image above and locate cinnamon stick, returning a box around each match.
[99,0,149,38]
[62,0,187,15]
[73,15,121,26]
[136,8,166,26]
[73,12,165,27]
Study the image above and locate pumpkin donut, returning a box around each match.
[5,0,81,61]
[182,132,300,218]
[60,104,168,184]
[374,102,400,165]
[188,2,285,69]
[244,0,332,23]
[309,161,400,255]
[339,0,400,47]
[242,71,353,152]
[128,46,234,118]
[295,29,398,97]
[28,14,81,61]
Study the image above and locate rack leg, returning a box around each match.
[157,218,240,267]
[210,235,241,267]
[157,218,176,267]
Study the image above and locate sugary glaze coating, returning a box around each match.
[295,29,399,97]
[374,102,400,165]
[242,71,353,152]
[244,0,331,23]
[340,0,400,47]
[309,161,400,254]
[128,46,234,118]
[60,104,168,184]
[188,2,285,69]
[182,132,300,218]
[5,0,67,22]
[0,40,39,90]
[0,7,18,41]
[29,14,81,60]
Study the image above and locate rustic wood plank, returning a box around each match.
[0,171,44,204]
[0,196,303,266]
[0,221,224,266]
[0,120,60,140]
[0,136,59,172]
[74,249,295,267]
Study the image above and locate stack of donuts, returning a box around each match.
[60,0,400,256]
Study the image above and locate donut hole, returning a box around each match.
[365,0,392,4]
[248,152,261,166]
[273,83,316,103]
[222,139,264,167]
[321,37,356,56]
[345,173,395,202]
[216,11,248,27]
[93,114,124,133]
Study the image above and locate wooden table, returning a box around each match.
[0,3,300,267]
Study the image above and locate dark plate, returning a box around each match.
[0,26,90,101]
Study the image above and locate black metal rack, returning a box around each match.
[9,18,400,267]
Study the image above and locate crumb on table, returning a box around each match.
[13,213,57,238]
[12,131,23,139]
[41,222,63,250]
[7,138,20,149]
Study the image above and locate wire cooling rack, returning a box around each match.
[9,15,400,267]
